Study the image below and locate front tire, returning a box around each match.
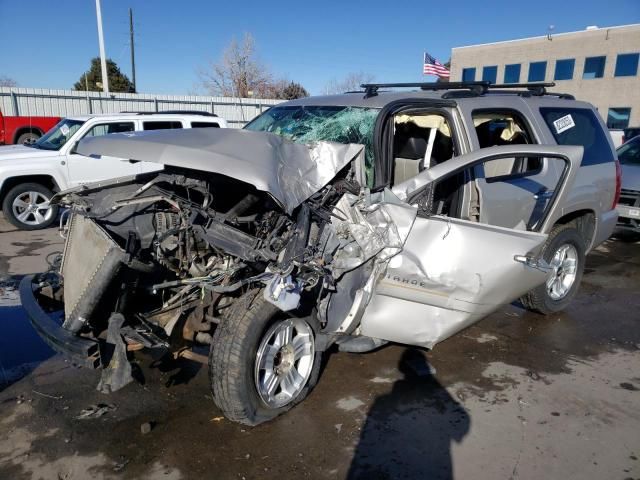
[520,224,585,315]
[2,183,58,230]
[209,290,322,426]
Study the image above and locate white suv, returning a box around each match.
[0,111,228,230]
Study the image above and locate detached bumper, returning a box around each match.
[19,275,101,369]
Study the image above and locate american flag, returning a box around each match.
[423,52,450,78]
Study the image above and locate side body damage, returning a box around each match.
[21,127,583,424]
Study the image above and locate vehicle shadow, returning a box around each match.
[347,348,470,480]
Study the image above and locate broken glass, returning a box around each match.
[245,106,379,186]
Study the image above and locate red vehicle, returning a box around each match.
[0,109,60,145]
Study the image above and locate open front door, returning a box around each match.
[359,144,583,349]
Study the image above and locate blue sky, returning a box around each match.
[0,0,638,95]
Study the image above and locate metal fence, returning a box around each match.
[0,87,284,128]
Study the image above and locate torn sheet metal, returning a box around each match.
[329,189,417,278]
[263,274,303,312]
[359,215,549,348]
[76,128,364,214]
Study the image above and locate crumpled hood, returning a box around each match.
[621,164,640,191]
[0,144,58,163]
[77,128,364,214]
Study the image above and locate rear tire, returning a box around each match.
[2,183,58,230]
[209,290,322,426]
[520,224,585,315]
[16,131,40,145]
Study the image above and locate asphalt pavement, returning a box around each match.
[0,215,638,480]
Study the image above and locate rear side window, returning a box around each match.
[143,121,183,130]
[540,107,615,166]
[191,121,220,128]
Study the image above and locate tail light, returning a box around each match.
[612,158,622,209]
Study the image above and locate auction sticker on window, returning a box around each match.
[60,124,70,136]
[553,114,575,134]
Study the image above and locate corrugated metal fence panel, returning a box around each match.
[0,87,283,128]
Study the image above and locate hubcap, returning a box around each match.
[255,318,314,409]
[546,243,578,300]
[11,191,53,226]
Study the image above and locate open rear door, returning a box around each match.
[359,144,583,349]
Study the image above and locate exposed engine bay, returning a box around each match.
[36,131,417,399]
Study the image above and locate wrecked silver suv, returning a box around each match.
[21,82,618,425]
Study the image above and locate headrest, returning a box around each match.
[395,135,427,160]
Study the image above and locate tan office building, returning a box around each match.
[450,24,640,128]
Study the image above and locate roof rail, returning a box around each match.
[120,110,218,117]
[359,81,574,100]
[360,81,490,98]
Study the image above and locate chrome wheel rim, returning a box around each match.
[546,243,578,300]
[12,191,53,226]
[254,318,314,409]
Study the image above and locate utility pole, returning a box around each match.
[129,8,136,93]
[95,0,109,93]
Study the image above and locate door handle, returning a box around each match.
[533,190,554,200]
[514,254,552,272]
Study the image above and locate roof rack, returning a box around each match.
[359,81,574,100]
[360,81,490,98]
[120,110,218,117]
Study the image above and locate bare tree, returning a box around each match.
[198,33,273,98]
[0,76,18,88]
[323,71,375,95]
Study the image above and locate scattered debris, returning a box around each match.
[210,416,225,422]
[334,424,343,434]
[141,422,154,434]
[32,389,63,400]
[620,382,638,391]
[370,377,394,384]
[76,403,117,420]
[113,457,130,472]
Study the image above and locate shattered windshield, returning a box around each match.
[245,106,379,186]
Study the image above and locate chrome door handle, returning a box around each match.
[514,254,552,272]
[533,190,554,200]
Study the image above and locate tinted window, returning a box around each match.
[143,121,183,130]
[554,59,575,80]
[84,122,135,137]
[623,128,640,142]
[618,137,640,165]
[614,53,639,77]
[462,68,476,82]
[191,121,220,128]
[540,107,615,166]
[583,56,606,79]
[528,61,547,82]
[482,66,497,84]
[607,108,631,129]
[504,64,521,83]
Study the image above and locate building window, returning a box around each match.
[554,59,575,80]
[462,67,476,82]
[583,56,606,79]
[482,66,498,84]
[614,53,639,77]
[607,108,631,129]
[504,64,521,83]
[528,61,547,82]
